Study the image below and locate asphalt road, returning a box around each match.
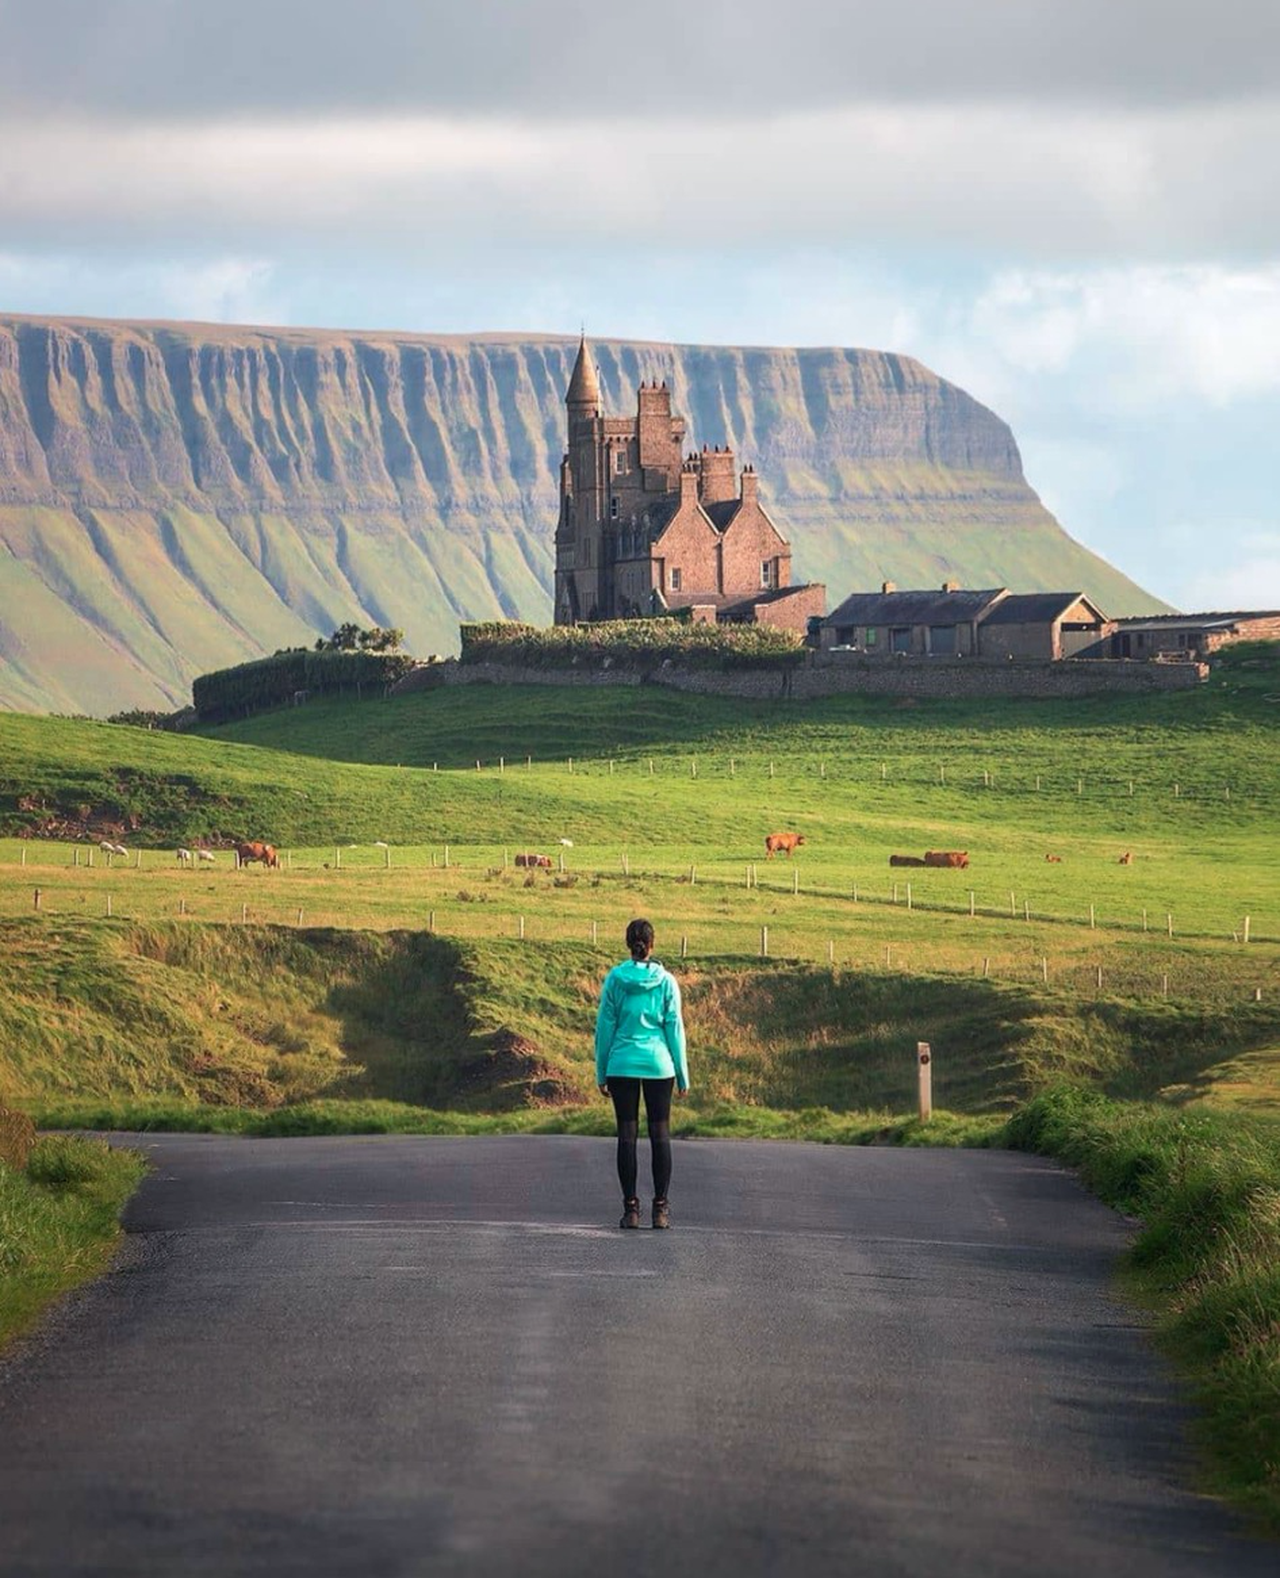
[0,1134,1272,1578]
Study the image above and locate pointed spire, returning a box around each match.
[566,334,600,414]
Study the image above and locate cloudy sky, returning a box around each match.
[2,0,1278,610]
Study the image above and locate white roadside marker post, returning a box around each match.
[917,1042,933,1123]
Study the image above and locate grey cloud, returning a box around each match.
[2,0,1278,121]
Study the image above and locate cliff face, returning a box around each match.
[0,315,1162,714]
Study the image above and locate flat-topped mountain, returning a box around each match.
[0,314,1163,714]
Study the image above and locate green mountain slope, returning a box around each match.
[0,315,1164,713]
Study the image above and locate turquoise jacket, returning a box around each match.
[595,958,689,1091]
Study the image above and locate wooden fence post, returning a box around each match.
[32,887,40,911]
[917,1043,933,1123]
[760,926,769,958]
[681,934,688,959]
[1243,915,1251,944]
[968,890,975,918]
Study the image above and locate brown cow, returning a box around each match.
[1045,854,1063,863]
[1118,851,1133,865]
[515,852,553,869]
[765,832,805,859]
[889,854,927,867]
[924,850,969,869]
[236,841,280,869]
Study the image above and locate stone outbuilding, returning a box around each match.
[819,583,1109,660]
[978,592,1109,661]
[1101,610,1280,660]
[820,583,1006,656]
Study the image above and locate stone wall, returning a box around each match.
[403,652,1206,700]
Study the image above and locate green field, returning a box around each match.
[1,644,1277,1118]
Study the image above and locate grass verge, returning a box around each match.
[0,1134,147,1353]
[1007,1085,1280,1532]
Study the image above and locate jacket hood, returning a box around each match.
[614,959,668,994]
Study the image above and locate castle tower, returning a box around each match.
[566,334,600,422]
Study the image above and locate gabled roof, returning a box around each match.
[983,592,1104,625]
[702,500,741,531]
[825,588,1006,627]
[566,335,600,408]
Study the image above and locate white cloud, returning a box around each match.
[3,98,1280,261]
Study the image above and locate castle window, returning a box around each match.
[615,449,629,475]
[610,496,619,520]
[670,567,682,592]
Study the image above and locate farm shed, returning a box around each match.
[1103,610,1280,660]
[819,584,1006,658]
[979,593,1109,661]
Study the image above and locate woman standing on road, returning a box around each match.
[596,918,690,1230]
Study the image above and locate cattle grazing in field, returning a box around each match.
[197,849,216,863]
[515,852,553,869]
[99,840,128,857]
[765,832,805,859]
[889,854,927,867]
[176,848,193,864]
[236,841,280,869]
[924,850,969,869]
[1045,854,1063,863]
[558,838,574,848]
[1118,851,1133,865]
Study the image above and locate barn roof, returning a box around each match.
[825,588,1006,627]
[983,592,1103,625]
[1112,610,1280,631]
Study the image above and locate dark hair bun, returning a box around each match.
[625,918,655,958]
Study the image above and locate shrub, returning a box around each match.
[192,649,418,723]
[459,619,804,670]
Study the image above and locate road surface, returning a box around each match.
[0,1134,1271,1576]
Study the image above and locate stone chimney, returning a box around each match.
[698,444,736,505]
[882,581,896,595]
[680,462,700,505]
[739,464,759,507]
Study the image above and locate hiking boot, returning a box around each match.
[619,1198,641,1230]
[652,1198,671,1230]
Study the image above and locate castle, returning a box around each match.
[553,338,823,630]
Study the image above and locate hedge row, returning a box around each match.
[459,619,805,669]
[193,649,417,723]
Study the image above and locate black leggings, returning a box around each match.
[609,1077,674,1202]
